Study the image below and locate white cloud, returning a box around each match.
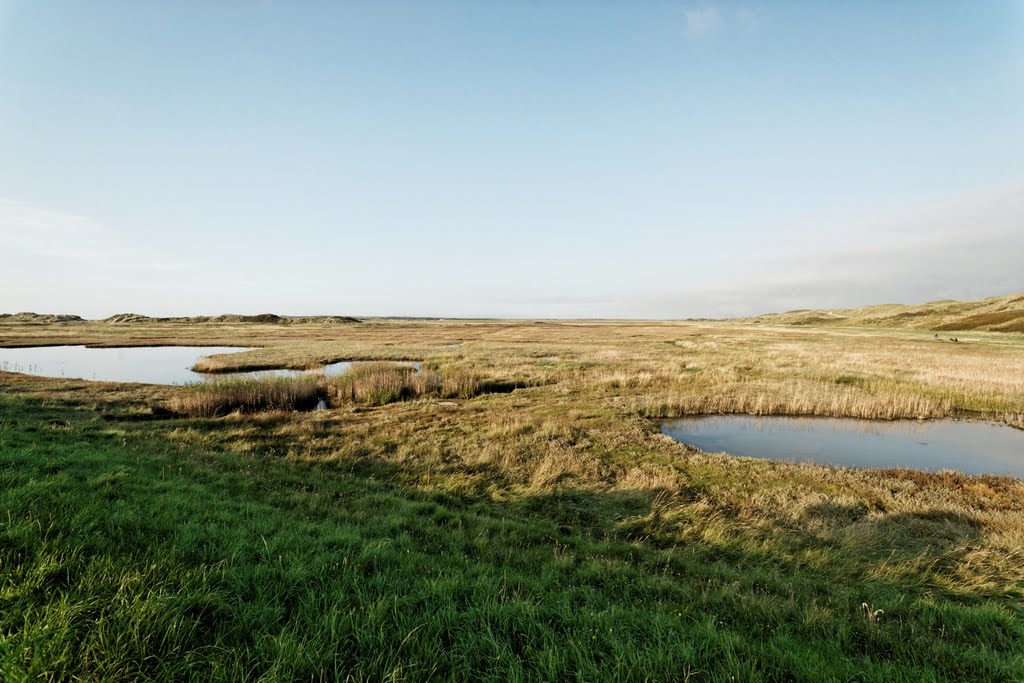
[682,6,722,38]
[643,181,1024,317]
[0,199,199,275]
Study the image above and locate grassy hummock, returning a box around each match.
[171,376,323,417]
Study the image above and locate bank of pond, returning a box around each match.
[662,415,1024,478]
[2,345,1021,478]
[0,345,417,385]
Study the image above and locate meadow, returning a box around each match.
[1,316,1022,681]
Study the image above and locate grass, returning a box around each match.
[328,362,525,405]
[750,291,1024,332]
[1,395,1022,681]
[170,376,323,417]
[168,363,527,417]
[1,316,1023,680]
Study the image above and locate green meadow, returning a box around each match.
[1,313,1022,681]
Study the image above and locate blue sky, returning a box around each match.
[1,1,1022,318]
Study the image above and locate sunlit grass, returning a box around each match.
[170,376,322,416]
[1,316,1023,680]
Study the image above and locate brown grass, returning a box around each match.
[170,376,323,417]
[328,362,526,405]
[936,311,1024,331]
[2,316,1023,600]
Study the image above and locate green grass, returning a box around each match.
[1,395,1022,681]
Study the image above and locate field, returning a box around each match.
[749,292,1024,333]
[1,315,1023,681]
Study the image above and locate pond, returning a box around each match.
[231,360,422,380]
[0,346,422,385]
[661,415,1024,478]
[0,345,252,385]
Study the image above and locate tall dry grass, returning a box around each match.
[171,376,322,417]
[327,362,522,405]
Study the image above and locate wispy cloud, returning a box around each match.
[682,6,722,38]
[644,181,1024,317]
[682,5,759,39]
[0,198,199,274]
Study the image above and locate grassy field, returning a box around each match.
[748,291,1024,333]
[1,316,1023,680]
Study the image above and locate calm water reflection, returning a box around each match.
[0,345,251,385]
[0,346,422,385]
[231,360,421,380]
[661,415,1024,477]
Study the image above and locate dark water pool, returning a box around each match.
[661,415,1024,477]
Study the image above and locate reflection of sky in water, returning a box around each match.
[0,345,251,385]
[231,360,421,380]
[662,415,1024,477]
[0,346,421,385]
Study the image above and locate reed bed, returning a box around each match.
[171,376,322,417]
[327,362,525,405]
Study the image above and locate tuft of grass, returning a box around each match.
[329,362,424,405]
[328,362,525,405]
[170,376,322,417]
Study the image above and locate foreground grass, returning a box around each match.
[1,395,1022,681]
[1,318,1023,680]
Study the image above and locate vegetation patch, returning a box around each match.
[1,315,1023,680]
[170,376,322,417]
[0,312,84,323]
[936,311,1024,331]
[1,395,1023,681]
[329,362,530,406]
[103,313,360,325]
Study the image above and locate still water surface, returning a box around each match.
[234,360,421,380]
[0,345,250,385]
[0,346,420,385]
[661,415,1024,477]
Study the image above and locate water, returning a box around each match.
[231,360,421,380]
[0,345,251,385]
[661,415,1024,477]
[0,346,422,385]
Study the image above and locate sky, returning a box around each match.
[1,1,1022,319]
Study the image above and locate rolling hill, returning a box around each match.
[750,292,1024,332]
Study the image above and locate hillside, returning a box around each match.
[751,292,1024,332]
[101,313,360,325]
[0,312,84,323]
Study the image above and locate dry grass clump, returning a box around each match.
[329,363,425,405]
[328,362,523,405]
[634,379,957,420]
[171,376,322,417]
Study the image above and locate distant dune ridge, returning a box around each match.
[0,312,85,323]
[751,292,1024,332]
[102,313,361,325]
[0,312,359,325]
[4,293,1024,331]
